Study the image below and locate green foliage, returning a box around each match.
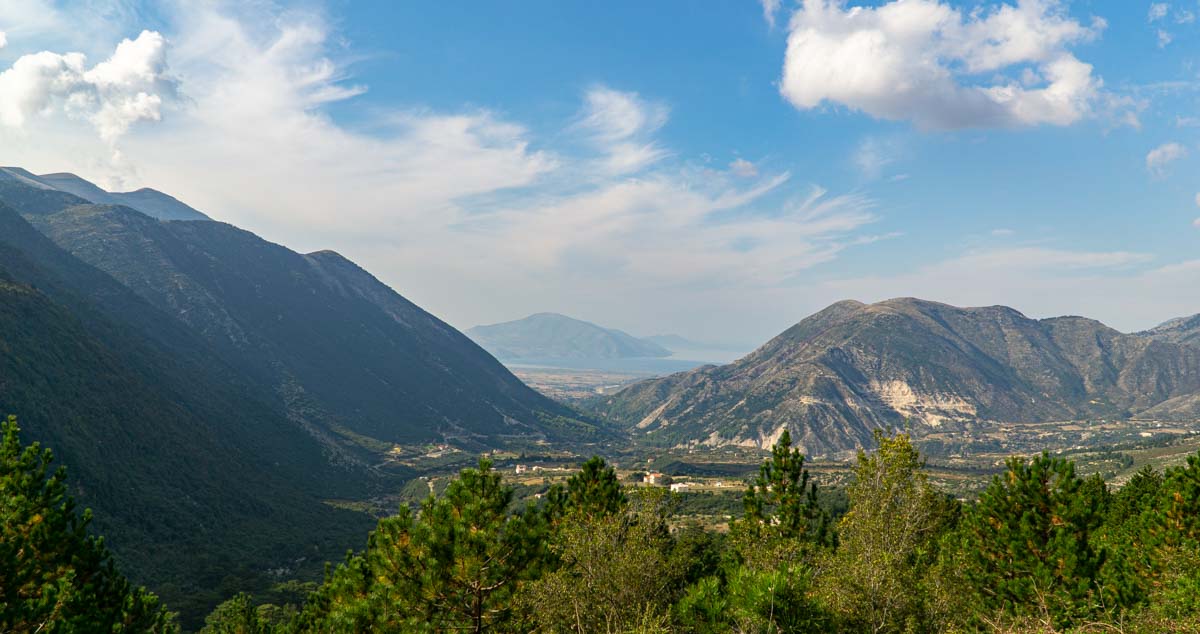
[562,455,627,520]
[0,416,175,633]
[675,564,826,634]
[738,429,829,545]
[296,458,551,633]
[521,489,684,633]
[818,430,958,633]
[953,453,1109,629]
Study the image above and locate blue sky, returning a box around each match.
[0,1,1198,344]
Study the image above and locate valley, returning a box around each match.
[3,165,1200,629]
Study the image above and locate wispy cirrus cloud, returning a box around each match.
[0,2,880,336]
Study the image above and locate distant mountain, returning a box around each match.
[588,298,1200,457]
[468,313,672,360]
[643,334,746,351]
[1141,313,1200,347]
[1,168,210,221]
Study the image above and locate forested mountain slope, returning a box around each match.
[0,201,376,624]
[0,169,598,449]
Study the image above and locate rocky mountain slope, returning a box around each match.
[1142,313,1200,347]
[469,312,671,360]
[588,298,1200,457]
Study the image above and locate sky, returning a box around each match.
[0,0,1198,346]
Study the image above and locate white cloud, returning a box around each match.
[1157,28,1173,47]
[1194,192,1200,207]
[0,31,7,49]
[576,86,670,175]
[729,157,759,178]
[1148,3,1170,22]
[991,228,1016,237]
[1146,142,1188,176]
[779,0,1114,129]
[0,4,883,340]
[1193,217,1200,228]
[0,30,175,142]
[761,0,783,28]
[853,136,898,179]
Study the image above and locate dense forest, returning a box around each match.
[4,414,1200,633]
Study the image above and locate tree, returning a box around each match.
[0,415,175,633]
[200,593,270,634]
[564,456,626,520]
[818,430,958,633]
[738,429,828,545]
[674,431,831,633]
[296,458,550,633]
[954,453,1107,629]
[1138,452,1200,619]
[521,489,683,633]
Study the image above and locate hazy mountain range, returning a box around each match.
[467,312,747,364]
[468,312,673,360]
[588,298,1200,457]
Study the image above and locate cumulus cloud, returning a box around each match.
[1148,3,1169,22]
[1146,142,1188,176]
[0,30,176,142]
[779,0,1113,129]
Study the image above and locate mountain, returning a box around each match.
[468,312,672,360]
[642,334,747,353]
[0,167,600,624]
[0,200,375,624]
[1,168,210,221]
[588,298,1200,457]
[1141,313,1200,347]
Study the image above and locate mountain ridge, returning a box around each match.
[587,297,1200,457]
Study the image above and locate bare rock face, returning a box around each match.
[589,298,1200,457]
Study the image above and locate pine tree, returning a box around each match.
[0,415,175,633]
[564,456,626,519]
[956,453,1107,629]
[295,458,550,633]
[738,429,827,544]
[1139,451,1200,618]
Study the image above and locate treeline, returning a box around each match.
[5,418,1200,633]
